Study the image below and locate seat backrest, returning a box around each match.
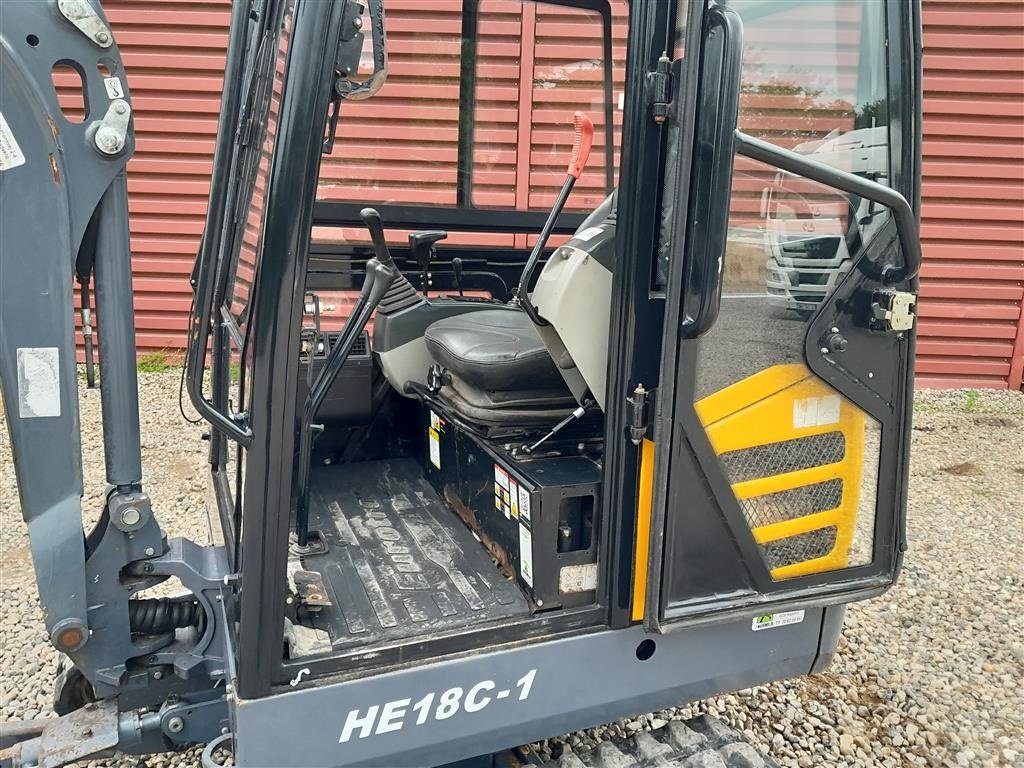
[529,193,617,410]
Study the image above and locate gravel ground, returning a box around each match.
[1,372,1022,767]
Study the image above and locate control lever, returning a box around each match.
[294,258,397,550]
[517,111,594,325]
[409,230,448,293]
[452,257,464,297]
[359,207,395,267]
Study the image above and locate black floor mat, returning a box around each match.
[298,459,529,651]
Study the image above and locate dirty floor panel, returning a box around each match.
[299,458,528,651]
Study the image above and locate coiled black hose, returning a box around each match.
[129,597,207,638]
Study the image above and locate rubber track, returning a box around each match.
[524,715,781,768]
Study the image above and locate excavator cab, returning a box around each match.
[0,0,921,765]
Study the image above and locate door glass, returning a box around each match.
[473,0,625,212]
[693,0,891,580]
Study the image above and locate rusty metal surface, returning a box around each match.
[0,701,120,768]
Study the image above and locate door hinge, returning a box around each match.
[626,384,650,445]
[648,52,673,124]
[869,290,917,332]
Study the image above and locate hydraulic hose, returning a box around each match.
[128,597,206,637]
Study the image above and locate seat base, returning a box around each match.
[438,376,576,428]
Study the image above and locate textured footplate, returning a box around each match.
[521,716,780,768]
[299,459,529,651]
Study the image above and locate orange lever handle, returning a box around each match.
[567,111,595,180]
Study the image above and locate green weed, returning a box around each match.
[137,352,173,373]
[963,390,980,413]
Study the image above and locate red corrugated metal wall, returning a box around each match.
[915,0,1024,390]
[90,0,1021,389]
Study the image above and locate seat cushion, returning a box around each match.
[424,309,567,393]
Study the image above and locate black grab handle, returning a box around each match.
[679,5,744,339]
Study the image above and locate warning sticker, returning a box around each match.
[509,479,520,519]
[0,112,27,171]
[494,465,512,518]
[792,395,840,429]
[751,610,805,632]
[428,428,441,469]
[518,524,534,587]
[518,485,531,527]
[16,347,60,418]
[430,410,443,431]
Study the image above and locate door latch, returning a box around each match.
[869,290,917,332]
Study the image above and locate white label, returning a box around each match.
[429,410,442,430]
[494,465,509,490]
[509,479,520,519]
[518,485,531,526]
[0,112,26,171]
[793,395,841,429]
[103,77,125,99]
[338,669,536,743]
[16,347,60,418]
[428,428,441,469]
[751,610,805,631]
[574,226,604,243]
[559,563,598,593]
[518,524,534,587]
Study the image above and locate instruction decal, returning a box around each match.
[494,465,511,518]
[16,347,60,418]
[518,524,534,587]
[0,112,26,171]
[103,77,125,99]
[518,485,531,527]
[751,610,805,632]
[559,563,597,593]
[792,395,840,429]
[509,479,520,519]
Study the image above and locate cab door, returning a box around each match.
[645,0,922,628]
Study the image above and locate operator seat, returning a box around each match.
[424,308,577,426]
[423,192,617,428]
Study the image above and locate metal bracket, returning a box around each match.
[626,383,650,445]
[92,99,131,155]
[292,569,332,611]
[869,290,917,332]
[0,701,119,768]
[57,0,113,48]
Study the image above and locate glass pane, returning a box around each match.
[727,0,890,178]
[227,1,295,323]
[695,159,881,580]
[477,1,625,212]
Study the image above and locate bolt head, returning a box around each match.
[144,547,155,556]
[153,670,163,680]
[353,16,363,29]
[96,31,110,44]
[120,507,141,526]
[114,102,127,115]
[167,716,185,734]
